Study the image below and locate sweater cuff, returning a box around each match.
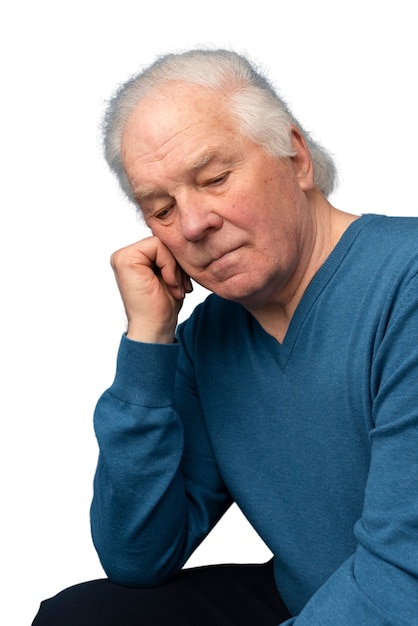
[109,334,180,407]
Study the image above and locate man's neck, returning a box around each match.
[248,201,359,343]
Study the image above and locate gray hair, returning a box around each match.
[103,49,337,202]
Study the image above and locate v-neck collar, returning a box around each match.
[251,214,381,368]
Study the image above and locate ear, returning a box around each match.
[289,127,315,191]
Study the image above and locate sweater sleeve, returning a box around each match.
[90,334,231,587]
[282,273,418,625]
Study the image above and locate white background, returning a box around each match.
[1,1,417,623]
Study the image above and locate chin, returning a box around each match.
[213,282,265,306]
[195,267,274,306]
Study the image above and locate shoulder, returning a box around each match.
[358,214,418,247]
[344,216,418,336]
[349,214,418,277]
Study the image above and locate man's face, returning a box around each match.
[121,82,314,311]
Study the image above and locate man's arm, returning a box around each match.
[90,238,231,586]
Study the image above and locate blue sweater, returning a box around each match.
[91,214,418,624]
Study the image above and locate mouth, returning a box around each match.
[207,246,243,266]
[200,246,244,280]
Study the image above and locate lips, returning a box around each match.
[206,245,242,266]
[200,247,245,282]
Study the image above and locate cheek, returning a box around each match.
[155,230,190,262]
[226,194,260,227]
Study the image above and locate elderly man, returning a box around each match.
[33,49,418,625]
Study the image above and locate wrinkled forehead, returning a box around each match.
[121,81,239,165]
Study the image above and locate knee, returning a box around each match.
[32,598,55,625]
[31,579,109,626]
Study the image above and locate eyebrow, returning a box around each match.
[133,188,162,204]
[190,151,216,169]
[191,149,238,171]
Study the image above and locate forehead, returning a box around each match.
[121,82,241,171]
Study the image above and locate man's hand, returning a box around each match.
[110,236,192,343]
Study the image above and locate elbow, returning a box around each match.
[100,559,174,588]
[91,532,181,588]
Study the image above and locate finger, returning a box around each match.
[181,271,193,294]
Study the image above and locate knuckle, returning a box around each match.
[110,246,132,273]
[110,249,122,269]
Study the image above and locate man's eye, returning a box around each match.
[154,204,175,220]
[206,173,229,186]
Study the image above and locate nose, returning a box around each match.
[178,193,223,242]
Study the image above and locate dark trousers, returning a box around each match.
[32,560,292,625]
